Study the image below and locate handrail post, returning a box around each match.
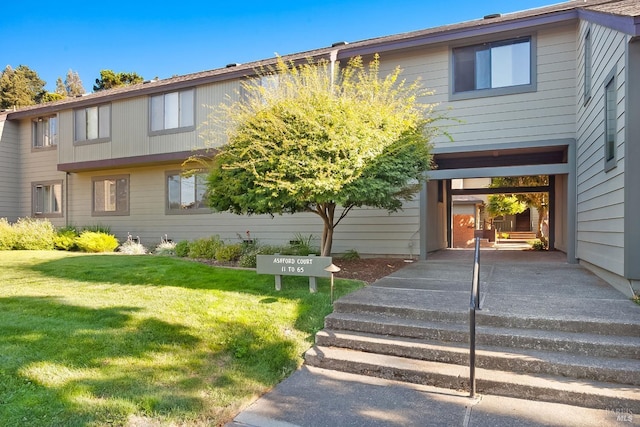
[469,237,481,398]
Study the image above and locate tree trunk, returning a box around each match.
[315,202,336,257]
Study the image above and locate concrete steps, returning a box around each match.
[305,285,640,411]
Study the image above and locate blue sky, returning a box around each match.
[2,1,560,92]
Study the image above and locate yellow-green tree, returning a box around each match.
[203,55,444,256]
[489,176,549,237]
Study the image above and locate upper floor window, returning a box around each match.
[584,29,592,105]
[32,181,62,217]
[32,116,58,149]
[604,70,617,171]
[451,37,534,100]
[166,171,208,213]
[74,104,111,143]
[92,175,129,216]
[150,89,195,134]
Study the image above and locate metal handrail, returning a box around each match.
[469,237,481,398]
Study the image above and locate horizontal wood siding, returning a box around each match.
[575,22,627,275]
[66,164,420,256]
[379,26,578,148]
[17,119,67,227]
[0,119,21,221]
[57,81,240,165]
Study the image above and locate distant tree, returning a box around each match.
[93,70,143,91]
[486,195,527,218]
[489,176,549,237]
[40,92,65,103]
[0,65,47,108]
[202,55,442,256]
[55,77,67,97]
[65,69,85,97]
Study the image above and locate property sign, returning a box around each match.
[256,254,333,292]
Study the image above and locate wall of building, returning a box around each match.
[64,163,422,257]
[575,21,627,276]
[0,117,21,221]
[378,25,578,149]
[57,80,238,165]
[17,118,67,227]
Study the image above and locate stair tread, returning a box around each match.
[306,345,640,400]
[326,311,640,348]
[316,329,640,371]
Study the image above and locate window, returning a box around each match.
[74,104,111,143]
[32,181,62,217]
[32,116,58,149]
[604,71,617,171]
[584,29,592,104]
[92,175,129,216]
[452,37,534,99]
[150,89,195,134]
[166,172,208,213]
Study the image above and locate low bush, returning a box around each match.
[118,240,148,255]
[215,243,244,262]
[342,249,360,260]
[54,227,79,251]
[0,218,16,250]
[189,236,223,259]
[155,241,177,256]
[530,239,548,251]
[75,231,119,253]
[174,240,190,257]
[12,218,56,250]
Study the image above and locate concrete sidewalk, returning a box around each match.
[227,249,639,427]
[227,365,633,427]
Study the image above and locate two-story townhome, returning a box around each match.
[1,0,638,296]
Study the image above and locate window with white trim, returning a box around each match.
[32,181,62,217]
[92,175,129,216]
[452,37,533,99]
[74,104,111,143]
[166,172,208,213]
[604,71,617,171]
[150,89,195,134]
[32,116,58,149]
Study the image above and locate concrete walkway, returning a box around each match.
[227,249,640,427]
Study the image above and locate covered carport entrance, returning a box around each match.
[419,139,577,262]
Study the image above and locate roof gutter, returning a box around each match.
[336,10,579,59]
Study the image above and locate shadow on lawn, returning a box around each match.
[0,296,213,425]
[28,254,351,337]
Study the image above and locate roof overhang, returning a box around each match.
[57,149,210,173]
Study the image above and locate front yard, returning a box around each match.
[0,251,363,426]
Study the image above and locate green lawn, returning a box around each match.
[0,251,364,426]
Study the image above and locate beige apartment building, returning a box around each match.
[1,0,638,296]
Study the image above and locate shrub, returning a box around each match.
[342,249,360,260]
[54,229,79,251]
[215,243,244,262]
[174,240,191,257]
[238,250,259,268]
[288,233,319,256]
[155,241,177,256]
[75,231,119,253]
[81,224,112,234]
[530,239,548,251]
[0,218,16,250]
[189,236,223,259]
[118,240,148,255]
[13,217,56,250]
